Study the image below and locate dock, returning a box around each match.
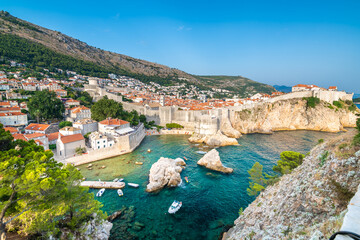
[80,181,126,189]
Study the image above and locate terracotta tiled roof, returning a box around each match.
[60,133,84,144]
[25,133,46,139]
[47,132,62,141]
[70,106,90,113]
[0,112,26,116]
[0,107,21,112]
[25,123,50,131]
[99,118,129,126]
[65,99,80,103]
[13,133,27,141]
[0,102,10,107]
[4,127,18,133]
[329,86,337,89]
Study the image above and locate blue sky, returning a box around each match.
[3,0,360,93]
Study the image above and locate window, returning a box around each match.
[97,141,100,144]
[98,146,100,149]
[103,140,105,143]
[110,144,112,146]
[104,145,106,148]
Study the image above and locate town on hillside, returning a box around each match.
[0,59,355,163]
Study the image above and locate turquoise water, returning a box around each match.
[79,130,343,240]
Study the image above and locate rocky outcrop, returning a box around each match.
[146,157,186,192]
[223,129,360,240]
[189,130,239,147]
[220,115,241,138]
[56,213,112,240]
[197,149,233,173]
[230,99,358,134]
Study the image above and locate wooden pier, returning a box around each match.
[80,181,125,189]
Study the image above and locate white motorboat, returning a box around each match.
[113,178,119,182]
[128,183,139,188]
[117,189,123,197]
[118,178,124,182]
[96,188,105,197]
[168,200,182,214]
[196,151,207,155]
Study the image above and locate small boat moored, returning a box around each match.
[196,151,207,155]
[128,183,139,188]
[147,149,151,153]
[118,178,124,182]
[96,188,105,197]
[168,200,182,214]
[113,178,119,182]
[183,157,188,160]
[135,162,143,165]
[185,177,189,183]
[117,189,123,197]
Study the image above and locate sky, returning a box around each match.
[2,0,360,93]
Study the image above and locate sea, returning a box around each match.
[78,130,345,240]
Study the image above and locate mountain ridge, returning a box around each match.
[0,11,276,96]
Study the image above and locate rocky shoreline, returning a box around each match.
[223,129,360,239]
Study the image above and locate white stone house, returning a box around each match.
[59,126,82,136]
[89,131,115,150]
[56,133,86,158]
[69,106,91,122]
[0,112,28,126]
[98,118,133,136]
[73,118,98,135]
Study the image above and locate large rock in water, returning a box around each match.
[146,157,186,192]
[189,130,239,147]
[197,149,233,173]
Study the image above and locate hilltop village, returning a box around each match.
[0,60,355,164]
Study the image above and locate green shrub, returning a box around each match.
[329,179,354,204]
[273,151,305,175]
[345,100,353,105]
[49,144,56,150]
[318,139,324,144]
[319,151,329,167]
[166,123,184,129]
[59,121,73,128]
[303,97,320,108]
[84,132,92,139]
[333,101,343,108]
[348,104,357,112]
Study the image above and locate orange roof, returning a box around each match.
[65,99,80,103]
[13,133,27,141]
[71,106,90,113]
[46,132,62,141]
[25,123,50,131]
[25,133,46,139]
[99,118,129,126]
[0,107,21,111]
[329,86,337,89]
[0,102,10,107]
[60,133,84,144]
[0,112,26,116]
[4,127,18,133]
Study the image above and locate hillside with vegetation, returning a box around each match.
[196,75,276,96]
[0,11,276,96]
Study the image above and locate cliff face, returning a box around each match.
[230,99,357,134]
[224,129,360,240]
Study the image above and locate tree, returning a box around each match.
[139,114,146,123]
[353,113,360,146]
[0,123,13,151]
[0,126,105,238]
[273,151,305,175]
[247,162,266,196]
[59,121,72,129]
[90,96,124,122]
[28,90,65,122]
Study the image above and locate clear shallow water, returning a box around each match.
[79,130,343,240]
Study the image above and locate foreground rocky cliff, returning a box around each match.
[230,99,357,134]
[224,129,360,240]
